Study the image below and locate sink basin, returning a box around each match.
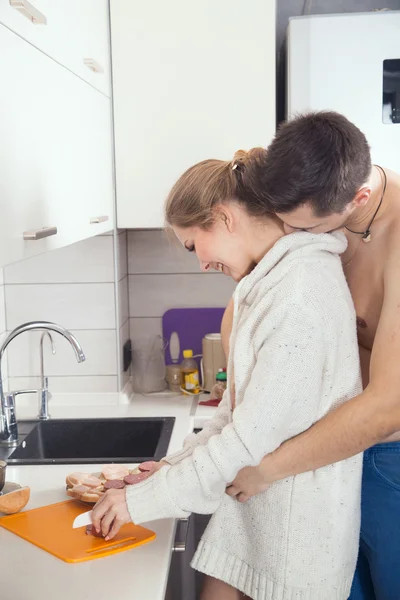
[5,417,175,465]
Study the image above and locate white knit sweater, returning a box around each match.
[126,232,363,600]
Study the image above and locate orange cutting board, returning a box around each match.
[0,499,156,563]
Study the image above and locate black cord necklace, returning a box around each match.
[345,165,387,243]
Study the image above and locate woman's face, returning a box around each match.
[173,216,255,283]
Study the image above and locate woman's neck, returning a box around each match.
[247,217,285,265]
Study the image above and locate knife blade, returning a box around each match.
[73,510,93,529]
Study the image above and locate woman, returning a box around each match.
[92,149,362,600]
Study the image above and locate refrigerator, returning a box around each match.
[287,11,400,172]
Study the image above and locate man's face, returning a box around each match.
[276,202,354,235]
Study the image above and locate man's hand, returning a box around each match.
[91,488,131,540]
[226,465,271,502]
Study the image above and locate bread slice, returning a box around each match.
[0,486,30,515]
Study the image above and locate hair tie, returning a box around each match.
[232,163,238,171]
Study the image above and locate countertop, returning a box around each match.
[0,391,215,600]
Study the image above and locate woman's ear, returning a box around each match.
[216,205,235,233]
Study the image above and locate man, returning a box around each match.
[223,111,400,600]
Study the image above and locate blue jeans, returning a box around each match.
[350,443,400,600]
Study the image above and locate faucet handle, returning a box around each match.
[5,389,38,407]
[1,389,38,447]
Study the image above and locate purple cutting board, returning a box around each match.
[162,308,225,366]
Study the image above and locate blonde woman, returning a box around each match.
[92,150,362,600]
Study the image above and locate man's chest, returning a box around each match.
[343,238,384,350]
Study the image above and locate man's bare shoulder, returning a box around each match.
[384,168,400,252]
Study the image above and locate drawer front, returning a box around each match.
[0,0,110,96]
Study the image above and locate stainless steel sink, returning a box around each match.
[2,417,175,465]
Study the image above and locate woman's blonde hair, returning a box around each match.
[165,148,270,230]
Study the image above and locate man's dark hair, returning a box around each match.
[238,111,372,217]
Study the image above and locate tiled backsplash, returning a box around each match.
[128,230,236,350]
[0,229,234,395]
[2,232,128,394]
[0,268,6,384]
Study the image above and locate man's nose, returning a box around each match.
[283,223,297,234]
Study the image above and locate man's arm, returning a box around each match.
[221,297,234,358]
[253,243,400,483]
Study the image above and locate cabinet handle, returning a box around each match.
[90,216,109,224]
[83,58,104,73]
[173,518,190,553]
[10,0,47,25]
[23,226,57,240]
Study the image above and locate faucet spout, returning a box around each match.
[0,321,86,445]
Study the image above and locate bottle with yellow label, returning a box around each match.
[180,349,200,395]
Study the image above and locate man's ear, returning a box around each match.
[352,186,372,209]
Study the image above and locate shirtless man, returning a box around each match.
[223,112,400,599]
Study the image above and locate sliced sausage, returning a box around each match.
[104,479,126,490]
[86,525,103,537]
[124,472,150,485]
[66,472,89,487]
[138,461,157,472]
[82,475,102,488]
[80,490,104,502]
[101,464,130,480]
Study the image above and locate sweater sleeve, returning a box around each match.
[162,390,232,465]
[126,303,325,523]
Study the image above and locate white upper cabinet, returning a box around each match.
[111,0,276,229]
[0,24,114,267]
[0,0,111,96]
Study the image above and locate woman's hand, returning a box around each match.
[226,465,270,502]
[147,460,168,475]
[91,488,132,540]
[91,462,168,540]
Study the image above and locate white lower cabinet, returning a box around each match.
[0,23,114,268]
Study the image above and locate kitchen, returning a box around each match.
[0,1,399,599]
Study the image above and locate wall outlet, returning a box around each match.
[123,339,132,372]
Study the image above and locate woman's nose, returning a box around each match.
[200,261,210,272]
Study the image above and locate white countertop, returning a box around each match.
[0,392,209,600]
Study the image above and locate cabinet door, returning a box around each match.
[0,24,114,268]
[0,0,110,96]
[111,0,276,228]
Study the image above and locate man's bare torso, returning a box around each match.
[342,167,400,442]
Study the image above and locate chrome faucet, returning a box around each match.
[0,321,85,446]
[38,331,56,421]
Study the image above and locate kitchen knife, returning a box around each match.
[72,510,93,529]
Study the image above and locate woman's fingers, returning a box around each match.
[106,517,124,541]
[100,505,116,538]
[91,494,111,532]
